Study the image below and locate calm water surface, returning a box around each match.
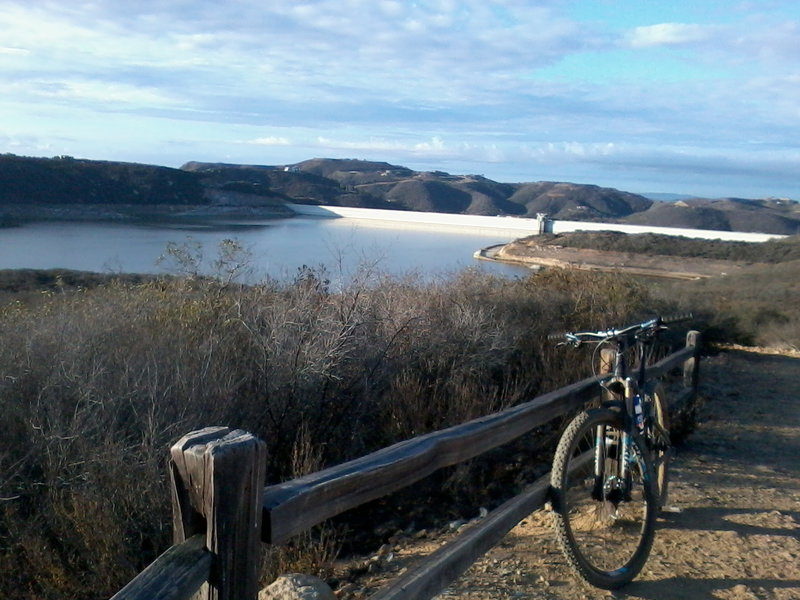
[0,216,530,281]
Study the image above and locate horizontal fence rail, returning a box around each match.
[109,331,701,600]
[368,451,595,600]
[263,373,598,544]
[263,336,698,544]
[109,535,211,600]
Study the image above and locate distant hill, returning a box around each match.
[0,155,291,220]
[1,154,798,234]
[507,182,652,219]
[623,197,800,235]
[0,154,205,205]
[290,159,649,219]
[182,160,396,209]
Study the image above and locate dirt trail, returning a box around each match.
[345,348,800,599]
[428,348,800,600]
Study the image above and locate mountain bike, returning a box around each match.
[548,315,688,589]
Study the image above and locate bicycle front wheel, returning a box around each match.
[550,408,658,589]
[648,382,671,508]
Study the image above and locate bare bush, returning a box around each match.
[654,259,800,349]
[0,266,655,599]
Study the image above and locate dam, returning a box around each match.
[286,204,786,243]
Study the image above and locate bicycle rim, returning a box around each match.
[551,408,657,589]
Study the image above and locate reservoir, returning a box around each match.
[0,215,531,281]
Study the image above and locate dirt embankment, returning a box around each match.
[342,348,800,599]
[487,240,759,280]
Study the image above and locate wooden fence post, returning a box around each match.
[598,347,617,403]
[683,330,701,393]
[170,427,268,600]
[598,348,614,375]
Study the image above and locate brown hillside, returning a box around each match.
[624,197,800,234]
[508,182,652,219]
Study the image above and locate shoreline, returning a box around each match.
[473,244,541,271]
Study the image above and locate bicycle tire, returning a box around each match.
[647,382,671,508]
[550,408,658,589]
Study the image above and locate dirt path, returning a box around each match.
[343,348,800,599]
[427,348,800,600]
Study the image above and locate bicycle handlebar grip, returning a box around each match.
[661,312,693,325]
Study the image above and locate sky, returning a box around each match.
[1,0,799,199]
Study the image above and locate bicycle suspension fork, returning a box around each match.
[591,378,638,504]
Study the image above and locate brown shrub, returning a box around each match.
[0,267,660,599]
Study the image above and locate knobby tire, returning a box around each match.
[550,408,658,589]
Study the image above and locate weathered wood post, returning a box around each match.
[598,348,614,376]
[683,330,701,394]
[599,347,617,403]
[170,427,267,600]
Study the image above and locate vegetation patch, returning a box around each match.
[0,264,672,599]
[537,231,800,263]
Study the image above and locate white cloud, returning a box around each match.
[627,23,715,48]
[245,136,291,146]
[522,142,622,163]
[0,0,590,120]
[3,77,179,109]
[314,136,414,153]
[0,46,29,55]
[312,134,497,162]
[414,137,447,152]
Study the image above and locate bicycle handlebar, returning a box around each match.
[549,313,692,345]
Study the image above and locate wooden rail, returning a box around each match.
[262,374,597,544]
[109,535,211,600]
[109,331,701,600]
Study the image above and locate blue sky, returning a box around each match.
[1,0,799,199]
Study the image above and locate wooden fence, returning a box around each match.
[110,331,701,600]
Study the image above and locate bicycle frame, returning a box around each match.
[594,329,659,504]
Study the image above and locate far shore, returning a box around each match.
[0,202,296,227]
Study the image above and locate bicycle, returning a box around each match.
[547,315,688,589]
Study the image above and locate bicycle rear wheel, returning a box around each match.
[550,408,658,589]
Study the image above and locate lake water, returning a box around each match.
[0,216,531,282]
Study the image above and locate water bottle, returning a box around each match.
[633,394,644,431]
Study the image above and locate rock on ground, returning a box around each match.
[260,573,336,600]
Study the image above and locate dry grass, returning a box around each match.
[653,259,800,350]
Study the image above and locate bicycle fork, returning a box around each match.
[590,428,634,505]
[591,379,637,505]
